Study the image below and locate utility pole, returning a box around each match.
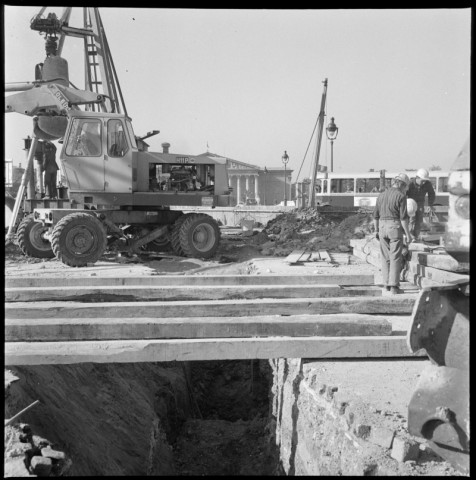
[308,78,328,208]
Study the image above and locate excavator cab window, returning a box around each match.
[65,118,102,157]
[107,119,129,157]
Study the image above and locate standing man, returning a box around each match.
[406,168,436,240]
[43,141,59,199]
[373,173,413,295]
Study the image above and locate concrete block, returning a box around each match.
[41,446,66,461]
[353,424,371,439]
[30,456,53,476]
[369,426,395,449]
[4,457,31,477]
[391,436,420,462]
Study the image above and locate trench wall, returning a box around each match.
[270,358,456,476]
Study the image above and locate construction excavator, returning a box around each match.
[5,7,231,267]
[406,138,470,474]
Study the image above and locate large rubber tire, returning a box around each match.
[16,214,55,258]
[170,214,190,256]
[178,213,221,259]
[51,212,107,267]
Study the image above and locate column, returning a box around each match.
[236,175,242,205]
[254,175,260,204]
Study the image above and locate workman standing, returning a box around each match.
[373,173,413,295]
[43,141,59,199]
[406,168,436,240]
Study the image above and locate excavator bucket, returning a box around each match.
[406,285,469,474]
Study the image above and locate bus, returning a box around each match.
[295,170,450,208]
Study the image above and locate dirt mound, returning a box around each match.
[249,208,374,257]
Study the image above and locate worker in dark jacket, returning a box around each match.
[373,173,413,295]
[43,141,59,199]
[406,168,436,240]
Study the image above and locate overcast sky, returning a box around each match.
[4,7,471,181]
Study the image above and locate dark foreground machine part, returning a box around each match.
[407,285,469,474]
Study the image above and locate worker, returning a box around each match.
[373,172,413,295]
[406,168,435,240]
[42,141,59,199]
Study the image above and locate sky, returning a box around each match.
[4,7,471,182]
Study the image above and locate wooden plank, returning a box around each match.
[409,252,468,273]
[5,314,393,342]
[318,250,332,262]
[5,295,417,319]
[403,262,470,285]
[285,250,306,264]
[297,252,312,262]
[309,252,321,262]
[4,336,426,366]
[5,284,384,303]
[4,273,376,288]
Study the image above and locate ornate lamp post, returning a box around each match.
[326,117,339,173]
[282,150,289,206]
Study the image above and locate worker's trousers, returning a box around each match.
[44,170,58,199]
[409,208,424,238]
[379,219,404,288]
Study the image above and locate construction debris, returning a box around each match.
[249,209,375,257]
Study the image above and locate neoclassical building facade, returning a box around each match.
[197,152,293,206]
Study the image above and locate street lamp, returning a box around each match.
[326,117,339,173]
[282,150,289,206]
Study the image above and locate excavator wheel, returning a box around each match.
[16,214,55,259]
[170,214,190,256]
[51,212,107,267]
[178,213,221,259]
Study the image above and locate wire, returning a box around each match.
[295,114,319,184]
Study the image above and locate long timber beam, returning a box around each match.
[4,273,376,288]
[5,314,394,342]
[5,295,416,319]
[4,336,427,366]
[5,285,383,303]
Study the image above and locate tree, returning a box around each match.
[428,165,442,171]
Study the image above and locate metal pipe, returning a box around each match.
[5,82,37,92]
[5,135,39,244]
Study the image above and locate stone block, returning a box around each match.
[30,456,53,476]
[41,446,66,461]
[391,436,420,462]
[4,457,31,477]
[369,426,395,449]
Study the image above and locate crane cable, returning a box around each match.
[294,113,319,185]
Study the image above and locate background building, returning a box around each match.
[196,151,293,206]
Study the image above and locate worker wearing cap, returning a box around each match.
[373,173,413,295]
[406,168,435,240]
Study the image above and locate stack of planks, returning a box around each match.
[350,236,469,290]
[5,273,425,365]
[285,250,350,266]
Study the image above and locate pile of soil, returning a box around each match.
[248,209,374,257]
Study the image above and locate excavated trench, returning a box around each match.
[5,360,281,476]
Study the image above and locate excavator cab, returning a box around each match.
[61,111,135,194]
[406,139,470,474]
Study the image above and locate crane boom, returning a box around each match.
[308,78,328,208]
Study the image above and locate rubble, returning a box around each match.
[249,208,374,256]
